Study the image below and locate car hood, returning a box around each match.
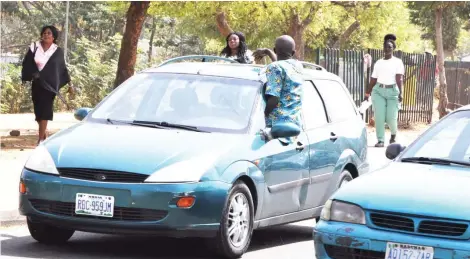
[333,161,470,220]
[44,122,247,176]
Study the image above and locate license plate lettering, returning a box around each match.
[385,242,433,259]
[75,193,114,218]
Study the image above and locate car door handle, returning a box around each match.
[330,132,338,142]
[296,141,305,151]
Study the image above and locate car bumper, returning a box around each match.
[313,220,470,259]
[19,169,231,238]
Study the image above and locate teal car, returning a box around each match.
[19,56,368,258]
[314,106,470,259]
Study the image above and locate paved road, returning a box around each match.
[1,219,316,259]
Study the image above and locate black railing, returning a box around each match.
[445,61,470,109]
[315,48,437,125]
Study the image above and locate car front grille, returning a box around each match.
[57,168,149,183]
[369,211,469,238]
[324,245,384,259]
[418,220,468,236]
[30,199,167,222]
[370,213,414,232]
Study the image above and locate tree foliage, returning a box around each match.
[1,1,468,114]
[408,1,470,57]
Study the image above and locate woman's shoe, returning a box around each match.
[375,141,384,147]
[390,134,396,144]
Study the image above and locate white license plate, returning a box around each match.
[385,242,434,259]
[75,193,114,218]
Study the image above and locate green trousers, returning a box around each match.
[371,84,400,142]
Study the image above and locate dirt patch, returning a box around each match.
[1,130,61,150]
[0,112,77,152]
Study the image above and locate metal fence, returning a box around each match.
[445,61,470,109]
[315,48,436,125]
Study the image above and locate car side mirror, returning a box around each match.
[74,107,92,121]
[271,122,301,139]
[386,143,406,160]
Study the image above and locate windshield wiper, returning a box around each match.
[106,118,132,125]
[401,157,470,167]
[132,120,208,133]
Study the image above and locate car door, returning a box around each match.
[252,84,310,219]
[313,79,364,158]
[311,79,365,204]
[300,81,342,209]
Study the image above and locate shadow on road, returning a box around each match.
[1,223,313,258]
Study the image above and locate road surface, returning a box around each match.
[1,219,317,259]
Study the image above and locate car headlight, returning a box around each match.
[144,155,217,183]
[320,199,366,225]
[24,145,59,175]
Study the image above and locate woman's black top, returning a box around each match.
[21,44,71,93]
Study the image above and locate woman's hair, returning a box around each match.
[220,31,249,63]
[383,33,397,49]
[40,25,59,44]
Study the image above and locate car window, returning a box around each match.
[301,81,328,130]
[313,79,357,123]
[401,110,470,163]
[90,73,260,134]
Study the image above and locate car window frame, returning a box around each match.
[300,80,329,131]
[312,79,358,124]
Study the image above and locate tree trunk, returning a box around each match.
[287,13,305,60]
[332,20,360,49]
[285,5,317,61]
[215,10,233,37]
[114,1,150,88]
[435,7,449,119]
[148,16,157,64]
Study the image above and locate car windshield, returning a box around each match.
[400,110,470,165]
[90,72,260,133]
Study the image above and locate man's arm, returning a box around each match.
[265,95,280,117]
[264,64,283,119]
[253,48,277,62]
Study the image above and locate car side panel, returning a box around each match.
[218,160,266,221]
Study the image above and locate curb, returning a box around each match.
[0,210,26,227]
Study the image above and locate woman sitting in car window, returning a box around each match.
[220,31,254,64]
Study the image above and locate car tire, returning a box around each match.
[338,169,353,189]
[27,218,75,244]
[214,181,254,259]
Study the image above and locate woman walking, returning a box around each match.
[220,31,254,64]
[21,25,74,145]
[365,34,404,147]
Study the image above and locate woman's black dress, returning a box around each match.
[21,44,70,121]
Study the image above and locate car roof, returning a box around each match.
[456,104,470,112]
[141,62,341,82]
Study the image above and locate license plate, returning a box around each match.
[385,242,434,259]
[75,193,114,218]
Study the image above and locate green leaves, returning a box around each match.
[408,1,469,53]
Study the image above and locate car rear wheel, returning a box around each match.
[27,218,75,244]
[338,169,353,188]
[215,181,254,258]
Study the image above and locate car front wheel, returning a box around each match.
[215,181,254,258]
[27,217,75,244]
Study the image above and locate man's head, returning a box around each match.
[274,35,296,60]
